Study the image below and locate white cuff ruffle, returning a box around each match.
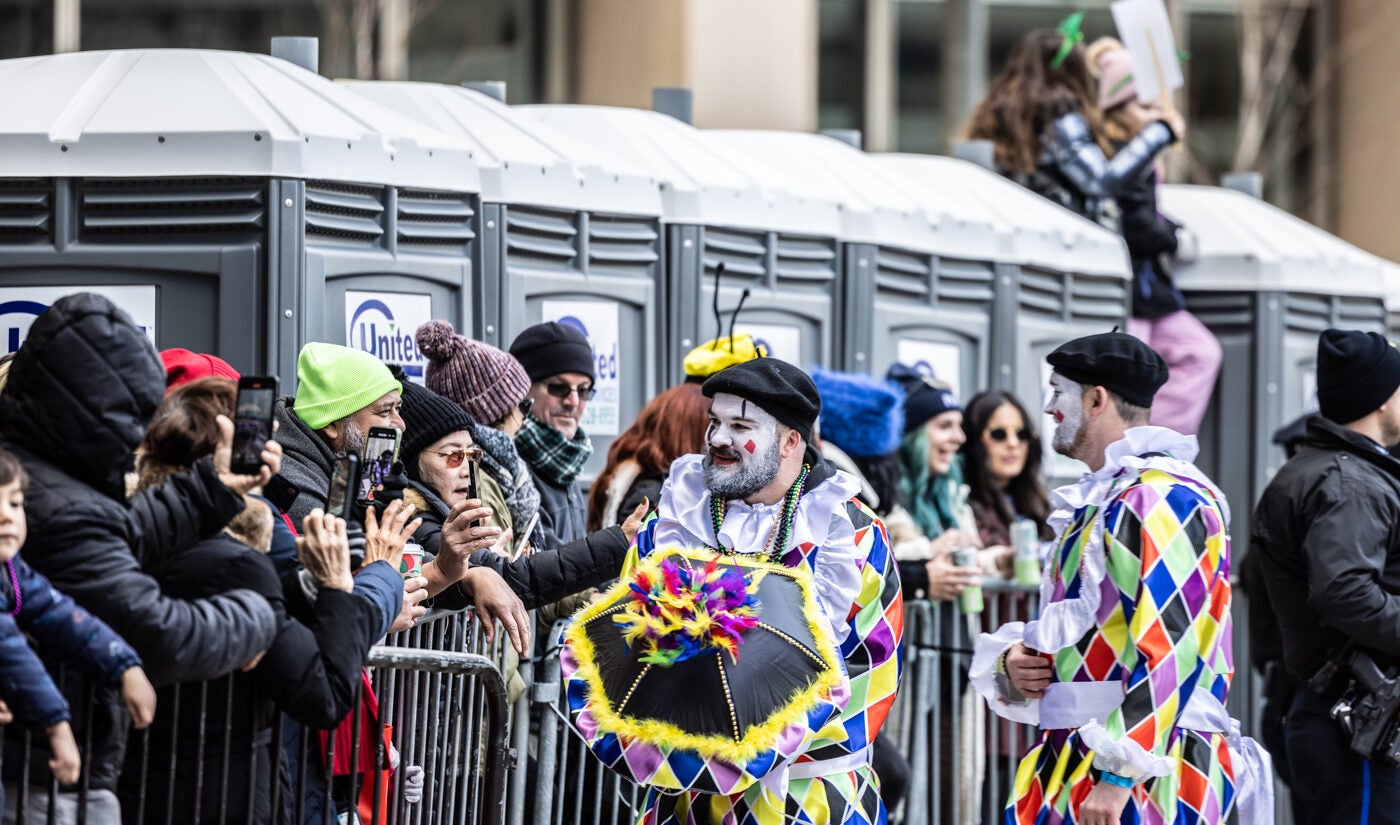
[969,622,1041,725]
[1078,720,1177,780]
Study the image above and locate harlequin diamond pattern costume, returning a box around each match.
[970,427,1273,825]
[562,454,903,825]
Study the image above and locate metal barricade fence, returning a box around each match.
[0,582,1286,825]
[0,606,514,825]
[881,582,1039,825]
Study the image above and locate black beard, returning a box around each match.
[703,441,780,501]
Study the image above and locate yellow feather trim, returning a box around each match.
[564,545,846,765]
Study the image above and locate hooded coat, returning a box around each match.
[0,293,277,791]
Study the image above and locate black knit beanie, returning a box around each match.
[508,321,596,382]
[886,363,961,433]
[1316,328,1400,425]
[393,367,478,481]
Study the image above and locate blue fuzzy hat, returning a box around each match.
[811,368,905,458]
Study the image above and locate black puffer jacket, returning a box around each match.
[1252,416,1400,681]
[0,293,278,791]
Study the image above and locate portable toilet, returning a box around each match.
[1160,184,1390,553]
[703,130,1004,397]
[516,105,845,380]
[1386,260,1400,339]
[0,48,480,388]
[343,83,664,473]
[870,154,1132,479]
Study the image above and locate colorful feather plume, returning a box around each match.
[613,556,763,666]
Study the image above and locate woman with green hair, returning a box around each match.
[885,364,986,601]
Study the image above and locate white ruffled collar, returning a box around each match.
[654,454,861,554]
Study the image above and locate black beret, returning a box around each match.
[1317,328,1400,425]
[508,321,596,382]
[1046,331,1167,408]
[701,358,821,443]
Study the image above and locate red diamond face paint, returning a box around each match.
[744,439,757,454]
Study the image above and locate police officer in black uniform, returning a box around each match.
[1253,328,1400,822]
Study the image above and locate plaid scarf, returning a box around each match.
[473,424,545,549]
[515,414,593,487]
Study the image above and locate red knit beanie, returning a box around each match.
[416,320,531,425]
[160,348,240,392]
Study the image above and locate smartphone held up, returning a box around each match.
[230,375,278,475]
[359,426,402,504]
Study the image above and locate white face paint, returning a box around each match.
[702,393,783,500]
[1045,373,1086,457]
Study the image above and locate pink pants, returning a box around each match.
[1127,310,1223,435]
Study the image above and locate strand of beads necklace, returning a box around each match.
[710,464,811,562]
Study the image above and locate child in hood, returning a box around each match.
[0,448,155,789]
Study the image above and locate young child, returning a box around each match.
[0,448,156,788]
[1087,36,1223,435]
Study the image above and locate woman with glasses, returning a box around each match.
[960,390,1053,549]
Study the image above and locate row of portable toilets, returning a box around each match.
[0,45,1396,584]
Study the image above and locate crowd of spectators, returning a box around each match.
[0,288,1066,824]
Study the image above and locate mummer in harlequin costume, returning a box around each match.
[561,357,904,825]
[969,332,1273,825]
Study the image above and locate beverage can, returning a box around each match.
[1011,519,1042,587]
[400,542,424,580]
[950,546,984,614]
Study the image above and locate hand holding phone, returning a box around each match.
[466,454,482,527]
[231,376,279,475]
[327,453,362,521]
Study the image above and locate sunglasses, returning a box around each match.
[517,398,534,417]
[422,447,483,469]
[986,427,1032,444]
[544,382,597,401]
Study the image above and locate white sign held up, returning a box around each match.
[1110,0,1183,105]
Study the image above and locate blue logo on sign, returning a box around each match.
[554,315,617,380]
[0,301,49,354]
[349,299,424,378]
[1,299,152,353]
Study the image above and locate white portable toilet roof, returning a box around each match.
[517,105,842,237]
[0,49,479,191]
[704,130,967,256]
[1160,185,1387,298]
[343,83,661,217]
[1384,260,1400,318]
[871,154,1129,278]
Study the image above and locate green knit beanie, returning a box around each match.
[293,343,403,430]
